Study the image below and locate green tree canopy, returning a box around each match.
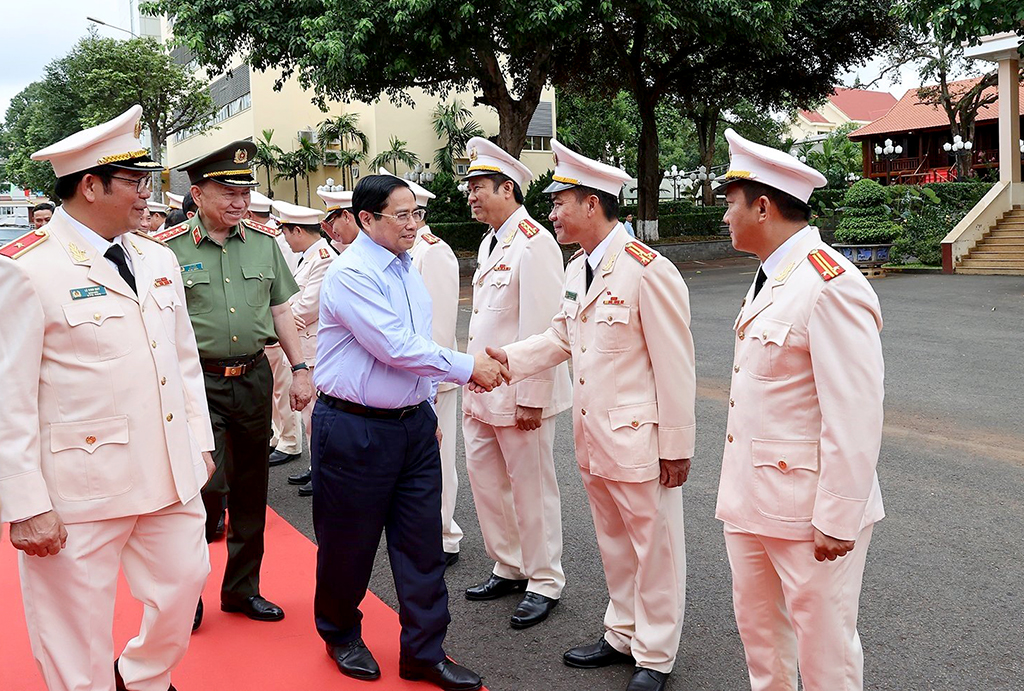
[370,137,420,175]
[431,101,483,175]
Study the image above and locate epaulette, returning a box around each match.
[131,229,169,248]
[569,248,585,261]
[807,248,845,282]
[422,232,441,245]
[1,229,48,260]
[318,247,331,259]
[518,218,541,238]
[623,241,657,266]
[242,218,280,237]
[153,221,190,243]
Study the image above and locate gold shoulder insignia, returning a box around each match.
[1,229,48,260]
[318,247,331,259]
[518,219,541,238]
[422,232,442,245]
[153,221,190,243]
[624,241,657,266]
[569,248,584,261]
[242,218,280,237]
[131,229,169,248]
[807,248,845,282]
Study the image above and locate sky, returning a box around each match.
[0,1,978,125]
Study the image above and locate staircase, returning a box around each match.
[957,206,1024,275]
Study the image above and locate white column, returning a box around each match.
[998,57,1021,184]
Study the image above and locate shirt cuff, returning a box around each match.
[445,350,475,386]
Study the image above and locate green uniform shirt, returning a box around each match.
[165,215,298,359]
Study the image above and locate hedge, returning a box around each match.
[429,221,499,254]
[658,208,726,237]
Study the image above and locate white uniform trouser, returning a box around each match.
[724,523,874,691]
[436,388,463,553]
[580,467,686,673]
[463,413,564,599]
[266,344,301,455]
[19,496,209,691]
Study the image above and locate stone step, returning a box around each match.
[978,238,1024,246]
[994,222,1024,229]
[958,259,1024,269]
[967,251,1024,259]
[957,266,1024,275]
[986,231,1024,238]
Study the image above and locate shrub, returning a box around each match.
[894,204,952,266]
[835,179,901,244]
[424,172,472,223]
[658,207,725,237]
[524,171,554,223]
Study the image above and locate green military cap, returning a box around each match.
[176,140,259,188]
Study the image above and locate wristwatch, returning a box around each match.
[291,362,309,373]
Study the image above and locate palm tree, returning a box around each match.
[253,129,283,196]
[317,113,368,189]
[431,100,483,175]
[370,137,420,175]
[327,148,366,188]
[295,135,323,205]
[274,151,305,204]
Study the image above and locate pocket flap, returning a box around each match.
[151,286,180,309]
[62,300,125,327]
[563,299,580,319]
[488,270,511,287]
[751,438,819,473]
[50,415,130,455]
[608,402,658,431]
[242,266,275,281]
[182,270,210,288]
[750,318,792,346]
[596,304,630,326]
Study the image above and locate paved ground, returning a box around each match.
[267,256,1024,691]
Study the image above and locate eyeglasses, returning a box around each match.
[375,208,427,224]
[110,174,153,194]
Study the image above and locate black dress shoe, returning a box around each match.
[288,467,312,485]
[220,595,285,621]
[563,639,634,669]
[510,592,558,629]
[298,480,313,497]
[444,552,459,568]
[269,450,300,466]
[465,574,528,601]
[115,659,177,690]
[205,511,225,543]
[625,668,669,691]
[192,597,203,632]
[399,658,482,691]
[327,640,380,681]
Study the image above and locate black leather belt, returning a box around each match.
[201,350,265,377]
[318,393,422,420]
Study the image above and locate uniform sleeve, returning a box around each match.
[504,266,573,383]
[291,255,330,326]
[807,277,885,541]
[514,233,565,408]
[170,253,215,452]
[420,244,460,351]
[639,258,696,460]
[0,260,53,523]
[269,236,300,306]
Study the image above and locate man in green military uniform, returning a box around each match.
[155,141,313,627]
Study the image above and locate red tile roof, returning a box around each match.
[829,87,897,122]
[798,109,829,124]
[850,76,1024,139]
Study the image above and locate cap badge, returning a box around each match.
[469,147,478,161]
[234,148,248,164]
[552,152,558,166]
[133,120,143,139]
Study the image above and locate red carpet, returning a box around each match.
[0,509,484,690]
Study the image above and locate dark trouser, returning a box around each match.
[311,399,449,665]
[202,357,274,604]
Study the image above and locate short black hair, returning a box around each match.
[32,202,54,214]
[571,185,620,221]
[182,192,196,215]
[53,165,118,202]
[352,175,411,230]
[484,173,524,205]
[250,210,271,220]
[732,180,811,223]
[164,209,187,227]
[284,222,321,235]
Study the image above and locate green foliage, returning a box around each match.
[424,173,472,224]
[804,124,862,189]
[893,203,951,266]
[317,113,368,190]
[524,171,555,225]
[253,129,284,196]
[429,221,492,254]
[843,179,888,208]
[369,137,420,175]
[835,179,900,244]
[908,0,1024,45]
[295,136,323,205]
[657,208,727,237]
[431,101,483,175]
[557,90,639,172]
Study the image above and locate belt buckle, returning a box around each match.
[225,365,243,377]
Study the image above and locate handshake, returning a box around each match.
[468,347,511,393]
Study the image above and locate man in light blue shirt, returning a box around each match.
[311,175,503,691]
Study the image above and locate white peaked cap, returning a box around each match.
[271,200,322,225]
[249,190,273,214]
[165,191,184,209]
[377,167,436,207]
[544,139,632,196]
[147,201,169,214]
[717,128,827,203]
[31,105,162,178]
[316,186,353,216]
[464,136,533,191]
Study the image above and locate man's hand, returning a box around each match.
[10,511,68,557]
[290,369,313,411]
[515,406,543,431]
[435,426,443,446]
[659,458,691,487]
[813,528,855,562]
[469,350,510,392]
[202,451,216,484]
[294,314,307,332]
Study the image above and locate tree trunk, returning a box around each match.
[493,97,537,158]
[694,108,720,206]
[306,177,312,206]
[264,169,273,196]
[474,47,550,158]
[293,177,299,204]
[148,124,165,200]
[636,95,661,242]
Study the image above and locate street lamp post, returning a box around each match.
[943,135,973,180]
[663,165,685,201]
[873,138,903,185]
[688,165,717,206]
[86,16,138,37]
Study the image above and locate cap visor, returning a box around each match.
[462,169,494,181]
[208,176,259,189]
[542,180,576,194]
[110,157,164,173]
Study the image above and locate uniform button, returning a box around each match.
[727,434,734,443]
[229,307,236,313]
[733,365,740,373]
[631,420,639,428]
[762,332,768,340]
[85,435,96,445]
[222,248,227,254]
[581,315,588,323]
[259,272,263,279]
[151,340,157,348]
[579,377,585,385]
[469,335,474,341]
[186,280,193,286]
[93,312,101,321]
[225,278,231,283]
[477,280,483,286]
[738,331,745,340]
[232,336,238,342]
[729,398,735,407]
[166,413,173,422]
[581,408,587,415]
[581,345,587,353]
[778,460,788,470]
[161,377,167,385]
[473,308,479,314]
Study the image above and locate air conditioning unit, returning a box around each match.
[297,128,317,143]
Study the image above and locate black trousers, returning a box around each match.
[311,399,449,665]
[202,358,273,603]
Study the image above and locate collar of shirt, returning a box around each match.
[57,206,133,272]
[762,224,812,279]
[301,237,327,261]
[194,214,246,245]
[491,204,527,240]
[585,223,623,271]
[351,227,411,273]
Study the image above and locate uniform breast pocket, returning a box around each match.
[243,265,275,307]
[49,415,133,501]
[563,299,580,345]
[751,438,819,522]
[745,318,793,380]
[61,300,133,363]
[182,270,213,315]
[595,304,631,353]
[485,271,513,311]
[150,287,181,344]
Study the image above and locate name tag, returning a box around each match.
[180,262,204,272]
[70,286,107,300]
[564,290,578,301]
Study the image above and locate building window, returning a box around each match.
[174,92,252,143]
[522,136,552,152]
[455,163,469,175]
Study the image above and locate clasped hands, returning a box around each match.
[468,346,511,393]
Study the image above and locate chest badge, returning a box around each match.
[494,264,511,272]
[70,286,108,300]
[153,277,172,288]
[564,290,578,301]
[603,295,625,305]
